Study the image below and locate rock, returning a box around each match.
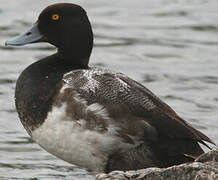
[96,150,218,180]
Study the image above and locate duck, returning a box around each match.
[5,3,215,172]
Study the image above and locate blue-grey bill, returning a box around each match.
[5,23,43,46]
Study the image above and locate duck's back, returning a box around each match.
[64,68,214,170]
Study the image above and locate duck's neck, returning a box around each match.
[57,49,90,69]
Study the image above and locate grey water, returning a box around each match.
[0,0,218,179]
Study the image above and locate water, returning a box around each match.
[0,0,218,179]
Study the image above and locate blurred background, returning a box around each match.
[0,0,218,179]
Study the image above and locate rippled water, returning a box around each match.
[0,0,218,179]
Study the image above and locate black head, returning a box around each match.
[6,3,93,66]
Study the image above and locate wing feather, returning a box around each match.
[63,68,215,148]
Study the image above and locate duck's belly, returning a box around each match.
[31,105,109,172]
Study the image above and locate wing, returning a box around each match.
[61,68,215,160]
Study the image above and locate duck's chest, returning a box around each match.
[15,63,64,135]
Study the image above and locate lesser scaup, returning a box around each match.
[5,3,215,172]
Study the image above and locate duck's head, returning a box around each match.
[6,3,93,63]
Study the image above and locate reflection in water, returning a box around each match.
[0,0,218,179]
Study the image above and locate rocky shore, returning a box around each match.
[96,150,218,180]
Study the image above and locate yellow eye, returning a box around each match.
[52,14,60,21]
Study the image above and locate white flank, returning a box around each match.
[31,101,132,172]
[86,103,110,120]
[31,104,108,172]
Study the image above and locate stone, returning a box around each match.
[96,150,218,180]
